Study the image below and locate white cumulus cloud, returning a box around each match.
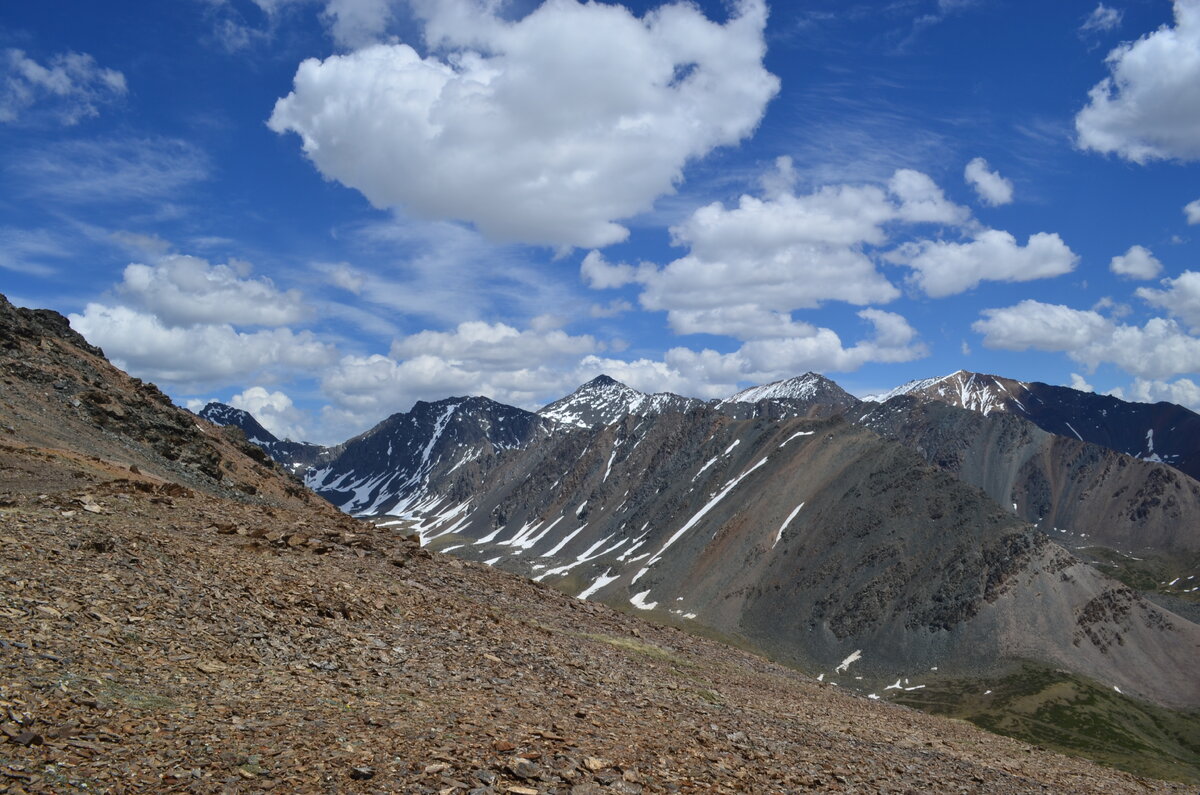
[68,303,336,391]
[315,306,929,437]
[1112,377,1200,410]
[584,163,1073,341]
[229,386,310,441]
[269,0,779,248]
[1075,0,1200,162]
[1109,244,1163,279]
[963,157,1014,206]
[1136,270,1200,331]
[974,299,1200,380]
[735,309,927,373]
[1069,373,1094,392]
[632,174,919,330]
[117,254,310,327]
[1186,198,1200,224]
[319,320,604,430]
[973,300,1112,351]
[389,320,599,370]
[889,230,1078,298]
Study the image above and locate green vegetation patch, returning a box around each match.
[892,663,1200,784]
[1077,546,1200,603]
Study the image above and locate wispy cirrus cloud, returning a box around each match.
[8,136,209,203]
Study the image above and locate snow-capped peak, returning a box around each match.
[863,370,1026,417]
[538,375,702,428]
[721,373,838,405]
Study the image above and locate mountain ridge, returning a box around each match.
[867,369,1200,481]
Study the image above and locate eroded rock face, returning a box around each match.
[0,294,324,508]
[854,397,1200,554]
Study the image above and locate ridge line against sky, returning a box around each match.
[1,0,1198,444]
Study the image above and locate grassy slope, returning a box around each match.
[892,663,1200,784]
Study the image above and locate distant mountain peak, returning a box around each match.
[865,369,1200,480]
[721,372,849,405]
[539,376,702,428]
[863,370,1026,416]
[198,401,279,445]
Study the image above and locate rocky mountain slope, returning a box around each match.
[304,396,559,516]
[11,464,1196,791]
[855,396,1200,555]
[385,406,1200,711]
[7,295,1195,789]
[0,297,321,509]
[215,368,1199,713]
[870,370,1200,482]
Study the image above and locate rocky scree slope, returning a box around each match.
[855,396,1200,555]
[374,405,1200,710]
[0,295,320,509]
[4,295,1194,790]
[9,461,1194,791]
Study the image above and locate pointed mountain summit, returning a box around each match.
[867,370,1200,481]
[865,370,1025,415]
[198,401,329,474]
[307,395,555,516]
[538,374,705,428]
[198,401,278,445]
[722,372,849,404]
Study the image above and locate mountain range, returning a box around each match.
[203,369,1200,712]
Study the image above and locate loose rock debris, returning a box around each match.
[0,472,1190,793]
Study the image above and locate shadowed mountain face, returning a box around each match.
[871,370,1200,482]
[188,367,1200,708]
[304,396,558,517]
[349,404,1199,709]
[854,397,1200,555]
[198,402,330,474]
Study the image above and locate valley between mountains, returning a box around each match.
[2,292,1198,790]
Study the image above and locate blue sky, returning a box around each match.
[2,0,1199,443]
